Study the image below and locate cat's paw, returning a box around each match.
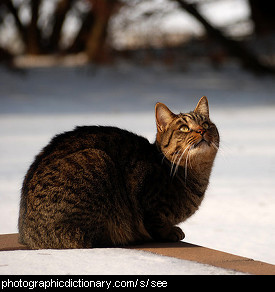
[166,226,185,242]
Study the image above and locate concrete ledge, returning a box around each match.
[0,233,28,252]
[127,242,275,275]
[1,233,274,275]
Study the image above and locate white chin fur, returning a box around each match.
[190,142,213,155]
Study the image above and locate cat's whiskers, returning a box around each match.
[161,149,170,164]
[211,140,229,161]
[172,144,191,178]
[170,150,181,176]
[211,141,219,151]
[184,144,194,181]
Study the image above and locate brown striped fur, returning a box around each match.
[18,96,219,249]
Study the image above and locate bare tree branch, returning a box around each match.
[3,0,27,45]
[85,0,119,62]
[26,0,41,54]
[48,0,75,53]
[173,0,275,75]
[66,9,95,54]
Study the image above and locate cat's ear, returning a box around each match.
[155,102,175,132]
[194,96,209,118]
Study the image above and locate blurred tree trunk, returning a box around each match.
[1,0,121,63]
[48,0,75,53]
[85,0,118,63]
[67,10,95,54]
[174,0,275,75]
[26,0,41,55]
[4,0,42,54]
[249,0,275,36]
[3,0,27,45]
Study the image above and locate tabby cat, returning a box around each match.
[18,96,219,249]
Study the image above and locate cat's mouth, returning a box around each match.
[194,139,210,148]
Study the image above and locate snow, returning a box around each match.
[0,248,244,275]
[0,62,274,274]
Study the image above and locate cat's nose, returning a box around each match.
[196,128,206,136]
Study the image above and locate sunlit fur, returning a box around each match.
[158,112,219,180]
[155,95,219,186]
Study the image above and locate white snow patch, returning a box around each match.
[0,248,244,275]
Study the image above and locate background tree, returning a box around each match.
[0,0,120,62]
[0,0,274,75]
[248,0,275,36]
[172,0,275,75]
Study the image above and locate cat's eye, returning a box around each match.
[180,125,190,132]
[202,122,209,130]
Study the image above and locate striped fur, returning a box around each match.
[18,96,219,249]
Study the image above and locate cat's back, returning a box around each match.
[36,125,151,162]
[34,125,148,160]
[22,126,153,191]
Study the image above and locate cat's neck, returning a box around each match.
[155,142,215,197]
[177,156,215,196]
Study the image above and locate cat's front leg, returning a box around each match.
[144,214,185,242]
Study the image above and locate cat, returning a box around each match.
[18,96,219,249]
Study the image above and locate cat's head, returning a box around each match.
[155,96,219,169]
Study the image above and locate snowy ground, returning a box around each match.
[0,248,245,275]
[0,62,274,274]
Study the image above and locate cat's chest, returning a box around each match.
[162,179,204,224]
